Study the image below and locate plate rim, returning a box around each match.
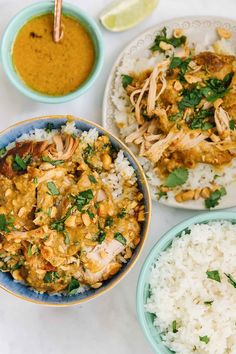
[102,15,236,210]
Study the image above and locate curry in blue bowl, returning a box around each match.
[0,116,151,305]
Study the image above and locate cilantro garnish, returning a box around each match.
[117,208,127,219]
[0,214,15,233]
[47,181,60,196]
[42,156,64,166]
[67,277,80,295]
[88,175,97,184]
[114,232,126,245]
[45,123,54,133]
[12,154,31,171]
[0,147,6,158]
[97,229,106,244]
[199,336,210,344]
[122,74,133,88]
[164,168,189,187]
[151,27,186,52]
[43,271,60,283]
[205,187,227,209]
[172,320,178,333]
[224,273,236,288]
[206,270,221,282]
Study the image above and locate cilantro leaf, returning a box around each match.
[117,208,127,219]
[0,147,6,158]
[105,216,114,227]
[45,123,54,133]
[114,232,126,245]
[97,229,106,244]
[12,154,31,171]
[88,175,97,184]
[47,181,60,196]
[229,120,235,130]
[0,214,15,233]
[42,156,64,165]
[199,336,210,344]
[172,320,178,333]
[67,277,80,295]
[205,187,227,209]
[178,88,202,111]
[224,273,236,288]
[164,168,189,187]
[73,189,94,212]
[206,270,221,282]
[122,74,133,88]
[43,271,60,283]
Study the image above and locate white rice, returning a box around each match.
[111,36,236,201]
[146,221,236,354]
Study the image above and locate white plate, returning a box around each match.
[103,16,236,210]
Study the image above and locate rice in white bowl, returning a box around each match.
[146,221,236,354]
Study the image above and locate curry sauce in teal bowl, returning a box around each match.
[1,2,104,103]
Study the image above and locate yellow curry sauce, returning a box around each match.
[0,123,144,294]
[12,14,95,96]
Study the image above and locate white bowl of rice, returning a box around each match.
[137,211,236,354]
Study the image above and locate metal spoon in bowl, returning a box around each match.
[53,0,64,42]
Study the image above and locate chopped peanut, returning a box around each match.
[173,80,183,91]
[82,213,91,226]
[184,74,202,84]
[101,154,112,170]
[175,190,195,202]
[201,187,211,199]
[159,41,173,51]
[194,188,201,200]
[65,215,77,228]
[173,28,184,38]
[217,27,232,39]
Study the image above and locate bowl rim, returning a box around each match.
[136,210,236,353]
[1,1,104,104]
[0,115,151,306]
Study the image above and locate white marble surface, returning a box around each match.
[0,0,236,353]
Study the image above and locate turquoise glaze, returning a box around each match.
[0,116,151,305]
[136,211,236,354]
[1,1,104,103]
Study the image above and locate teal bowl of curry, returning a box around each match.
[1,2,104,103]
[0,116,151,306]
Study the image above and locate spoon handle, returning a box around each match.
[53,0,63,42]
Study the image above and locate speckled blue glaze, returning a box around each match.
[0,116,151,306]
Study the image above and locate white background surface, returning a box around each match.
[0,1,236,353]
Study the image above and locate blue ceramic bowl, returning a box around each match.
[0,116,151,306]
[1,1,104,103]
[137,211,236,353]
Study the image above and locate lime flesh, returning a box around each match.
[100,0,159,32]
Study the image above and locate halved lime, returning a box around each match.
[100,0,159,32]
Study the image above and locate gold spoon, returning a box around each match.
[53,0,63,42]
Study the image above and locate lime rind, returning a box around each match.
[100,0,159,32]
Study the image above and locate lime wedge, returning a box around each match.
[100,0,159,32]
